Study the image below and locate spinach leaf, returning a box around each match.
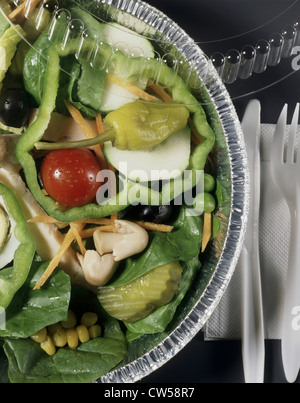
[0,261,70,339]
[106,206,202,287]
[76,61,106,112]
[23,14,66,105]
[23,8,106,118]
[3,289,127,383]
[55,54,81,114]
[52,327,127,381]
[0,344,9,384]
[58,55,106,117]
[4,338,67,383]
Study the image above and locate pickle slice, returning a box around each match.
[98,261,183,323]
[0,205,9,251]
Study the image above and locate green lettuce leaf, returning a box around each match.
[0,8,9,38]
[0,260,71,339]
[0,25,25,90]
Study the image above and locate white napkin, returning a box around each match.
[204,123,296,341]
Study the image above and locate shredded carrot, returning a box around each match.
[147,80,173,103]
[33,228,76,290]
[79,221,174,237]
[80,225,114,238]
[9,0,40,21]
[64,101,107,168]
[111,213,118,221]
[8,1,26,20]
[70,223,86,255]
[94,112,109,169]
[28,216,64,224]
[74,217,112,226]
[106,74,158,102]
[201,212,212,252]
[134,221,174,233]
[64,101,100,137]
[109,166,117,229]
[96,113,105,134]
[191,132,201,146]
[29,215,112,227]
[110,212,118,232]
[29,215,174,233]
[27,215,69,229]
[189,117,203,146]
[93,145,108,169]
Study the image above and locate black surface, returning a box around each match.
[138,0,300,384]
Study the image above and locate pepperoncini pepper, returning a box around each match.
[35,101,190,152]
[0,183,35,309]
[105,101,190,151]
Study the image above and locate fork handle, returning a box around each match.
[241,246,265,383]
[282,193,300,383]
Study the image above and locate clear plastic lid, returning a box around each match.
[2,0,196,108]
[2,0,299,92]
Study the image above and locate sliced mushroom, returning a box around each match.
[93,232,124,256]
[79,250,119,287]
[93,220,149,262]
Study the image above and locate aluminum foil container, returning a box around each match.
[94,0,250,383]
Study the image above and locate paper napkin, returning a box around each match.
[204,123,296,341]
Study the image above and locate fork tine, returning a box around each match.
[272,104,288,164]
[286,103,300,163]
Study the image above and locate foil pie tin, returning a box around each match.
[1,0,250,383]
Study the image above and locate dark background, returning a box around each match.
[139,0,300,384]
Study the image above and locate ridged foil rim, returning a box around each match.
[96,0,250,383]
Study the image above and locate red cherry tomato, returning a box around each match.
[41,148,102,208]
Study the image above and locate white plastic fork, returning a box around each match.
[270,103,300,383]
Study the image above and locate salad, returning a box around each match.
[0,0,227,383]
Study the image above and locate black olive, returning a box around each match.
[0,88,30,128]
[137,204,173,224]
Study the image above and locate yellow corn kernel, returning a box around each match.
[76,325,90,343]
[88,324,102,339]
[66,328,79,348]
[41,335,56,356]
[30,328,47,343]
[61,310,77,329]
[80,312,98,328]
[47,323,63,335]
[52,327,67,347]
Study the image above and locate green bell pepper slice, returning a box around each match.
[16,39,215,222]
[0,183,35,309]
